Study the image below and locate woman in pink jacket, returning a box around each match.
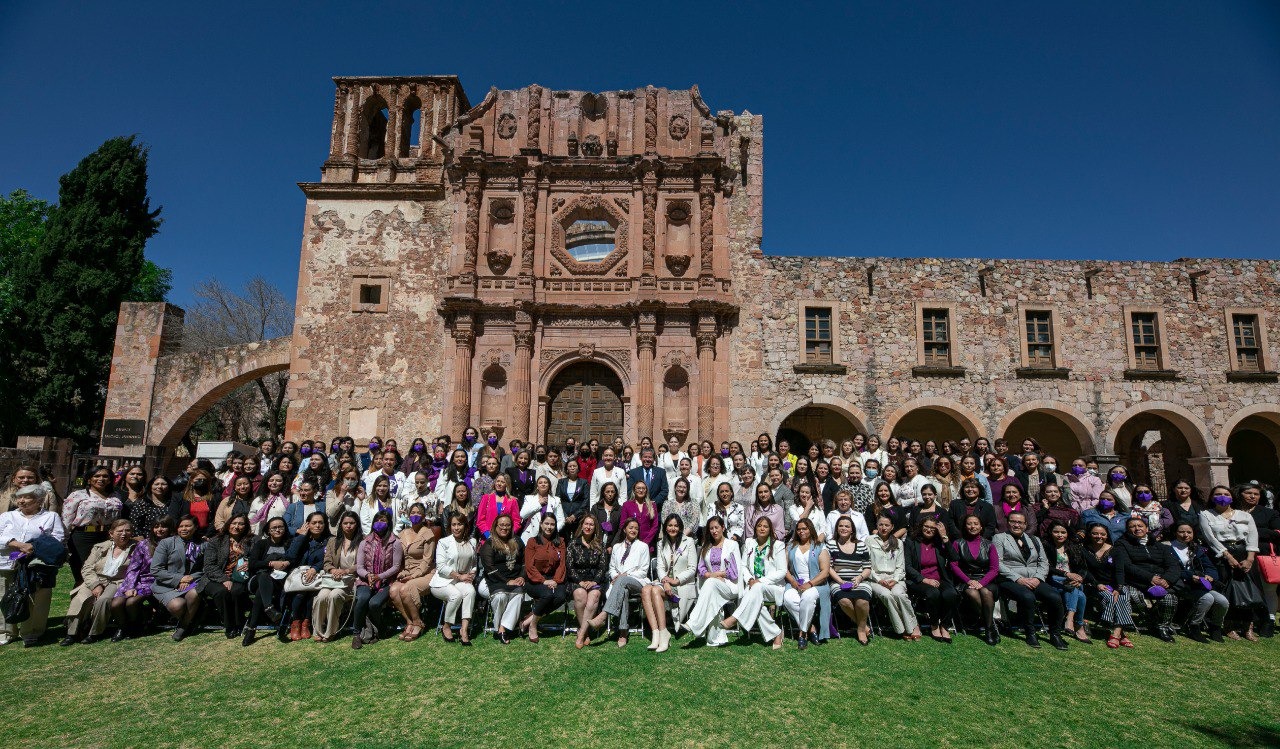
[476,473,521,540]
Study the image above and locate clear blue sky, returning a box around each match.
[2,1,1277,307]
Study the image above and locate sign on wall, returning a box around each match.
[101,419,146,447]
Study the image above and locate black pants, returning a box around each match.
[908,580,959,623]
[205,581,249,629]
[248,571,283,627]
[998,579,1065,632]
[68,529,108,586]
[526,582,569,616]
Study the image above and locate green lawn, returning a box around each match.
[2,572,1277,749]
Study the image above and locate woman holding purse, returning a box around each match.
[313,511,362,642]
[241,517,294,646]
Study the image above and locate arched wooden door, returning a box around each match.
[546,362,624,446]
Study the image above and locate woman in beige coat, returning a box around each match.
[312,510,362,642]
[62,519,135,644]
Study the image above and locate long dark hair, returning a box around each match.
[302,511,332,542]
[700,516,726,560]
[660,514,685,550]
[334,510,365,549]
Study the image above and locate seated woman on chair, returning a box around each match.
[949,514,1000,645]
[722,516,788,650]
[150,515,205,642]
[520,513,568,643]
[389,503,437,643]
[589,517,651,648]
[479,514,525,644]
[828,515,874,644]
[351,510,404,650]
[283,511,331,642]
[240,517,295,646]
[643,514,697,652]
[1168,521,1228,642]
[313,510,361,642]
[906,516,957,642]
[686,517,742,647]
[868,515,922,641]
[566,514,608,649]
[784,517,831,649]
[431,513,478,645]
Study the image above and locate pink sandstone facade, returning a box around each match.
[100,75,1280,496]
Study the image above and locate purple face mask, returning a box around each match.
[413,444,424,453]
[1098,499,1115,511]
[1135,491,1153,503]
[1071,466,1086,476]
[1109,472,1125,483]
[300,446,312,456]
[487,437,498,447]
[1213,495,1233,507]
[369,442,380,451]
[372,521,389,534]
[720,449,730,457]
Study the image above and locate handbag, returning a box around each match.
[1258,543,1280,585]
[284,567,328,593]
[2,561,33,623]
[229,555,250,583]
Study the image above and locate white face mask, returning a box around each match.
[1043,463,1057,473]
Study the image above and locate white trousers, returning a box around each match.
[687,578,739,645]
[731,581,784,640]
[869,581,918,634]
[479,580,525,631]
[432,582,476,623]
[783,586,821,633]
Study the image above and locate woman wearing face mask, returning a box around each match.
[1128,483,1174,542]
[520,513,568,643]
[589,517,651,648]
[1167,521,1228,642]
[313,510,362,642]
[686,517,742,647]
[722,517,789,649]
[1065,457,1104,511]
[1081,522,1135,648]
[1081,491,1127,542]
[150,515,205,641]
[1105,466,1135,512]
[284,512,332,641]
[1199,486,1265,641]
[479,514,526,644]
[351,510,404,649]
[239,516,294,645]
[201,513,255,639]
[456,426,483,467]
[325,467,361,530]
[401,437,430,477]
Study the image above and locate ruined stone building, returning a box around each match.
[100,75,1280,496]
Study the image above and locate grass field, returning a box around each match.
[2,571,1278,749]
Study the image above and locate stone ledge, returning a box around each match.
[1123,368,1181,381]
[1226,370,1279,383]
[1015,366,1071,380]
[912,365,966,378]
[793,363,848,375]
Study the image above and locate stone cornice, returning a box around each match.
[298,182,446,200]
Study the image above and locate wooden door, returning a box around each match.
[546,363,623,445]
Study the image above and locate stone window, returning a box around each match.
[1024,310,1055,368]
[360,98,390,160]
[564,219,615,263]
[399,97,422,158]
[1130,312,1161,370]
[1224,309,1273,380]
[350,272,391,313]
[804,307,833,365]
[921,308,952,367]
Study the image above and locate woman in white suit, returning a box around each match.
[866,514,922,639]
[430,514,478,644]
[643,515,697,652]
[518,476,564,543]
[722,516,788,649]
[589,517,651,647]
[685,517,742,647]
[783,517,830,649]
[588,448,627,508]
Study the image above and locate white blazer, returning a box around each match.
[518,494,565,542]
[608,538,652,584]
[789,503,830,542]
[655,536,698,587]
[430,535,478,590]
[739,537,788,586]
[658,451,688,485]
[589,466,627,507]
[866,535,906,583]
[826,509,871,542]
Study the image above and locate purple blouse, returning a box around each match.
[115,538,156,598]
[697,545,739,582]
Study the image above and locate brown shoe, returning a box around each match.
[300,620,312,640]
[289,620,303,642]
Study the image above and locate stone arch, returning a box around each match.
[1216,403,1280,455]
[768,395,870,442]
[359,93,390,159]
[1218,403,1280,487]
[399,94,422,158]
[150,337,294,450]
[880,398,984,443]
[996,401,1098,458]
[1104,401,1212,459]
[538,349,632,392]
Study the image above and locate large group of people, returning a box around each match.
[1,428,1277,654]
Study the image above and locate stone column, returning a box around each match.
[461,175,482,279]
[512,314,534,442]
[451,314,475,438]
[636,331,656,441]
[696,314,718,442]
[1188,456,1233,499]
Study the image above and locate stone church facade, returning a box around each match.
[101,75,1280,497]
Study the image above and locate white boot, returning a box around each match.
[647,630,660,650]
[655,628,670,653]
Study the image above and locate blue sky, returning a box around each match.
[2,1,1277,307]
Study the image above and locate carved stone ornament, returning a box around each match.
[669,114,689,141]
[486,247,513,275]
[497,112,517,139]
[489,200,515,222]
[548,194,630,275]
[581,93,607,120]
[666,201,690,222]
[666,254,691,277]
[581,135,603,157]
[578,343,597,359]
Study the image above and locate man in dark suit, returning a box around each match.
[557,460,589,540]
[627,448,669,513]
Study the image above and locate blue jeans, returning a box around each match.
[1050,575,1087,621]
